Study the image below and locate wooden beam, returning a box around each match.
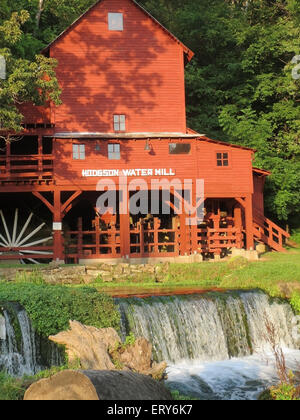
[235,197,246,208]
[32,191,54,213]
[61,191,82,214]
[245,194,254,250]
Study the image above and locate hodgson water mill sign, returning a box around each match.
[81,168,176,177]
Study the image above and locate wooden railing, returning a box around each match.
[253,214,289,252]
[0,246,53,262]
[196,227,244,254]
[0,155,53,180]
[64,219,121,262]
[130,220,179,257]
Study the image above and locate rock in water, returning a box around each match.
[49,321,120,370]
[49,321,167,379]
[24,370,173,401]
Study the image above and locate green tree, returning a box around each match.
[140,0,300,225]
[0,9,61,139]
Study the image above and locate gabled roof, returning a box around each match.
[199,136,256,152]
[41,0,194,62]
[253,167,271,177]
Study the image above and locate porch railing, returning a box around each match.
[64,219,121,262]
[253,214,289,252]
[0,155,53,180]
[130,221,180,257]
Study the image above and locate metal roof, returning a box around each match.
[50,132,204,139]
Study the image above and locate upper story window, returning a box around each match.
[73,144,85,160]
[108,13,124,31]
[108,143,120,160]
[169,143,191,155]
[114,114,126,131]
[216,152,229,167]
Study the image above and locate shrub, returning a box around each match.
[0,283,120,337]
[0,371,25,401]
[290,292,300,314]
[270,381,300,401]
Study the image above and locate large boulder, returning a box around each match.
[110,337,167,380]
[24,370,173,401]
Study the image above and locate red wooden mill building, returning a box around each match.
[0,0,289,264]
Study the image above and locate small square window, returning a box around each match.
[108,143,120,160]
[73,144,85,160]
[216,152,229,167]
[113,115,126,131]
[108,13,123,31]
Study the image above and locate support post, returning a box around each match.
[234,206,243,249]
[245,194,254,250]
[120,189,130,259]
[53,190,64,263]
[179,211,188,255]
[38,135,42,178]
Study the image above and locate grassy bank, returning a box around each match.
[1,246,300,312]
[88,248,300,312]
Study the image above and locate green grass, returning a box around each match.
[1,247,300,310]
[83,249,300,301]
[0,366,71,400]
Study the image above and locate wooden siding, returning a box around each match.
[253,173,265,216]
[196,139,254,196]
[50,0,187,133]
[53,137,254,196]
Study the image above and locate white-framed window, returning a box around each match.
[108,13,123,31]
[113,114,126,131]
[73,144,85,160]
[108,143,120,160]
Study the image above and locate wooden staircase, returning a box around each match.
[253,213,290,252]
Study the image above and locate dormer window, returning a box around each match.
[114,114,126,131]
[108,13,123,31]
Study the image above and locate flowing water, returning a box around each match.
[1,290,299,399]
[118,291,300,400]
[0,302,63,377]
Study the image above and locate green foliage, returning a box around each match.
[0,0,299,224]
[291,229,300,245]
[0,371,25,401]
[14,269,45,285]
[270,381,300,401]
[0,364,72,400]
[0,283,120,337]
[0,10,61,134]
[124,332,136,347]
[139,0,300,226]
[290,291,300,314]
[171,390,198,400]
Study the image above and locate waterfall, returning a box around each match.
[118,290,300,399]
[117,291,298,364]
[0,302,63,377]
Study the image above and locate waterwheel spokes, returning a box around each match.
[0,209,53,264]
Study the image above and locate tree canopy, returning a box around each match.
[0,0,299,225]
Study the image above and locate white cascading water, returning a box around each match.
[0,303,63,377]
[118,291,300,400]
